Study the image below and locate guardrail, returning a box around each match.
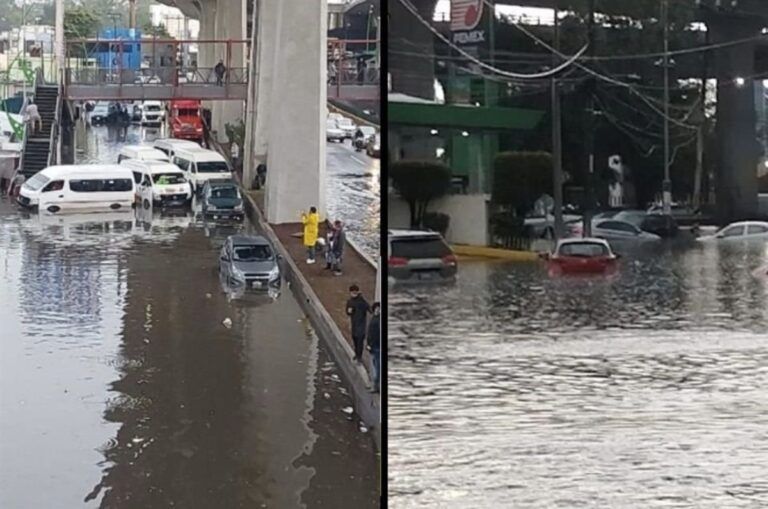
[65,66,249,87]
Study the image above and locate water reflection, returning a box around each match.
[390,241,768,508]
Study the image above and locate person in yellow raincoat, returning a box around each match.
[301,206,319,264]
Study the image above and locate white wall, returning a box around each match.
[389,193,491,246]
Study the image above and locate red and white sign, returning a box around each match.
[451,0,485,32]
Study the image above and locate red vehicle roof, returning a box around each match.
[170,100,201,108]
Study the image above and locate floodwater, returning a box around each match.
[0,124,378,507]
[325,141,380,259]
[390,240,768,508]
[79,125,381,259]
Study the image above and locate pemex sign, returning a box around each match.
[451,0,487,46]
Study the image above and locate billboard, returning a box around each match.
[451,0,487,46]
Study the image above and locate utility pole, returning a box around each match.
[128,0,137,30]
[54,0,63,85]
[662,0,672,215]
[552,4,564,238]
[583,0,596,237]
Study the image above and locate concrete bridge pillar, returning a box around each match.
[709,15,764,222]
[265,0,327,223]
[249,0,279,183]
[211,0,246,142]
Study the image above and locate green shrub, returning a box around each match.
[390,160,452,228]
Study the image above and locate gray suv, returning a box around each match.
[388,230,457,284]
[219,235,281,289]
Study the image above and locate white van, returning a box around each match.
[117,145,170,164]
[121,159,192,208]
[17,165,136,214]
[152,138,201,159]
[171,147,232,193]
[141,100,165,126]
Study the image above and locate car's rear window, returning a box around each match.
[391,237,451,258]
[558,242,609,257]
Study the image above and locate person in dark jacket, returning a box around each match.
[214,60,226,86]
[331,220,345,276]
[367,302,380,393]
[346,284,369,362]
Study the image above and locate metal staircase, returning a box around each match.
[19,77,59,177]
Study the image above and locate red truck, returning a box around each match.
[168,100,203,141]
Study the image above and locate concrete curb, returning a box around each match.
[452,244,540,262]
[242,192,381,450]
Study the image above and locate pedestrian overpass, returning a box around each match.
[63,38,379,102]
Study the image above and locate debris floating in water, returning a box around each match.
[222,318,233,328]
[323,392,331,400]
[341,406,354,415]
[359,423,368,433]
[205,293,212,299]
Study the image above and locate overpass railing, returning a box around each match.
[65,66,249,87]
[327,38,380,96]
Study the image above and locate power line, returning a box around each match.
[502,11,698,130]
[397,0,588,80]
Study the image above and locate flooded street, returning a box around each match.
[325,141,380,259]
[390,242,768,508]
[0,125,378,508]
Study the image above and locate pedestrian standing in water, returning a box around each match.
[367,302,380,393]
[346,284,370,362]
[331,219,346,276]
[301,206,319,264]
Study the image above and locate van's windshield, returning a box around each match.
[153,173,186,185]
[198,162,229,173]
[25,174,50,191]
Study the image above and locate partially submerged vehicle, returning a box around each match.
[540,237,620,275]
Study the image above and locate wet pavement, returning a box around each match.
[0,125,378,508]
[325,140,380,259]
[390,240,768,508]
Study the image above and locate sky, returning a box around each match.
[434,1,556,24]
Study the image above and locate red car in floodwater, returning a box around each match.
[540,237,620,276]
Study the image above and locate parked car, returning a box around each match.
[541,237,620,275]
[696,221,768,242]
[598,209,679,238]
[647,203,704,226]
[336,116,356,138]
[326,119,345,142]
[90,102,110,125]
[570,219,661,242]
[201,180,244,220]
[525,213,582,239]
[388,229,457,284]
[366,134,380,158]
[353,126,377,151]
[219,234,281,289]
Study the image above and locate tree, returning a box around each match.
[142,21,173,39]
[64,6,100,39]
[390,160,452,229]
[492,151,553,215]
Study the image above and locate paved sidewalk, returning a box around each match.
[248,190,379,384]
